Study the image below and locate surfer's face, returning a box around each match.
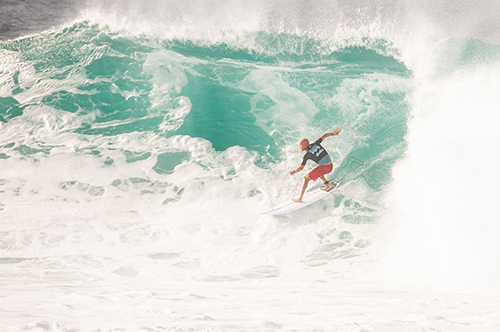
[299,139,309,151]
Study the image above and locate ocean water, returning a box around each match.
[1,0,500,331]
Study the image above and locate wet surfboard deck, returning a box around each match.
[262,182,338,216]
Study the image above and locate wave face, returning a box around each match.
[1,0,500,331]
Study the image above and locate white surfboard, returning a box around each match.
[262,182,338,216]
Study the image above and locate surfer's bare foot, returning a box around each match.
[321,183,333,191]
[292,198,303,203]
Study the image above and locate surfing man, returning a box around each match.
[289,128,341,203]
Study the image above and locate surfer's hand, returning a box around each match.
[289,170,295,175]
[321,128,341,140]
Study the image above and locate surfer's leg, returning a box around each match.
[319,175,333,190]
[293,176,311,203]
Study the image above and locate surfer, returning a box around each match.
[289,128,341,203]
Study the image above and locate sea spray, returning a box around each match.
[381,36,500,294]
[1,0,500,330]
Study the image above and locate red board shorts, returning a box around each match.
[308,163,333,181]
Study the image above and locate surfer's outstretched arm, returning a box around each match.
[289,164,304,175]
[320,128,341,140]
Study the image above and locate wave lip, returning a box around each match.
[2,1,500,330]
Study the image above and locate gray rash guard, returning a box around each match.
[301,138,331,166]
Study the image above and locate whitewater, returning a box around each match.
[1,0,500,331]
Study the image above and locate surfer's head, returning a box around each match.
[299,139,309,151]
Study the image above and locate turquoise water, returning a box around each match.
[0,23,410,192]
[2,1,500,331]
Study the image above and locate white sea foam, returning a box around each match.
[3,0,500,330]
[380,59,500,295]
